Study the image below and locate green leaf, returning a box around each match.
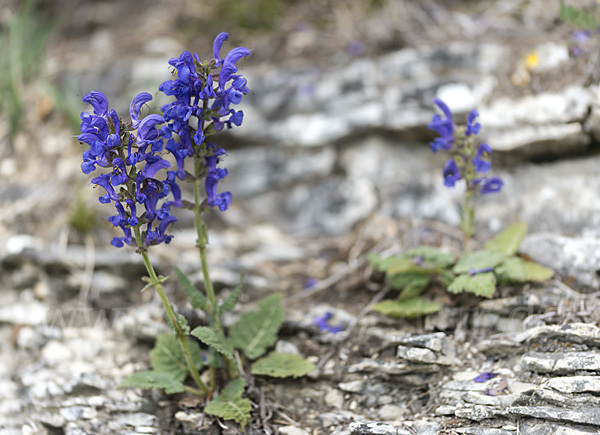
[389,272,430,292]
[191,326,235,361]
[438,270,456,287]
[370,297,441,319]
[117,370,184,394]
[496,256,527,283]
[229,293,284,360]
[251,352,316,378]
[453,250,505,274]
[150,334,188,382]
[167,311,190,335]
[150,333,204,381]
[397,275,431,300]
[204,378,252,429]
[523,260,554,282]
[175,267,208,311]
[485,222,528,256]
[448,273,496,298]
[220,275,243,313]
[405,246,456,268]
[559,4,598,29]
[447,274,469,294]
[368,253,407,272]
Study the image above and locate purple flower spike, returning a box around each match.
[474,372,497,382]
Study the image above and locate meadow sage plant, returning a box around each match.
[78,33,316,429]
[428,98,503,252]
[366,100,553,320]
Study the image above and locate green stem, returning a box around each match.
[461,189,475,254]
[193,151,238,379]
[134,228,209,396]
[183,385,206,396]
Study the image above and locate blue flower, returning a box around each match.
[474,372,497,382]
[205,144,232,212]
[82,91,109,117]
[443,159,462,188]
[428,98,454,152]
[473,143,492,173]
[130,92,153,128]
[314,312,343,333]
[466,110,481,136]
[91,174,121,202]
[479,177,503,194]
[572,30,591,43]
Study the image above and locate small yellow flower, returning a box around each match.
[526,52,539,69]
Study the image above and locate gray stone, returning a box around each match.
[530,42,570,72]
[347,358,437,375]
[279,426,311,435]
[378,404,404,421]
[520,234,600,288]
[454,405,498,421]
[349,421,399,435]
[225,145,336,197]
[478,294,542,316]
[415,422,442,435]
[481,86,589,127]
[339,379,366,393]
[396,345,455,365]
[535,386,600,407]
[518,421,599,434]
[453,428,514,435]
[275,340,301,355]
[320,410,364,428]
[508,406,600,426]
[522,352,600,374]
[546,376,600,394]
[324,388,345,409]
[523,323,600,347]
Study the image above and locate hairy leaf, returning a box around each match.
[229,292,284,360]
[559,4,597,29]
[175,267,209,311]
[251,352,316,378]
[191,326,234,361]
[496,256,527,283]
[150,333,204,381]
[397,275,431,300]
[523,260,554,282]
[453,250,505,274]
[368,253,407,272]
[220,275,243,313]
[448,273,496,298]
[118,370,184,394]
[150,333,188,381]
[204,378,251,429]
[405,246,456,268]
[485,222,528,256]
[370,297,441,319]
[389,272,430,292]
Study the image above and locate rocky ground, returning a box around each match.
[2,0,600,434]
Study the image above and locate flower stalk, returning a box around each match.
[134,227,209,396]
[428,99,503,252]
